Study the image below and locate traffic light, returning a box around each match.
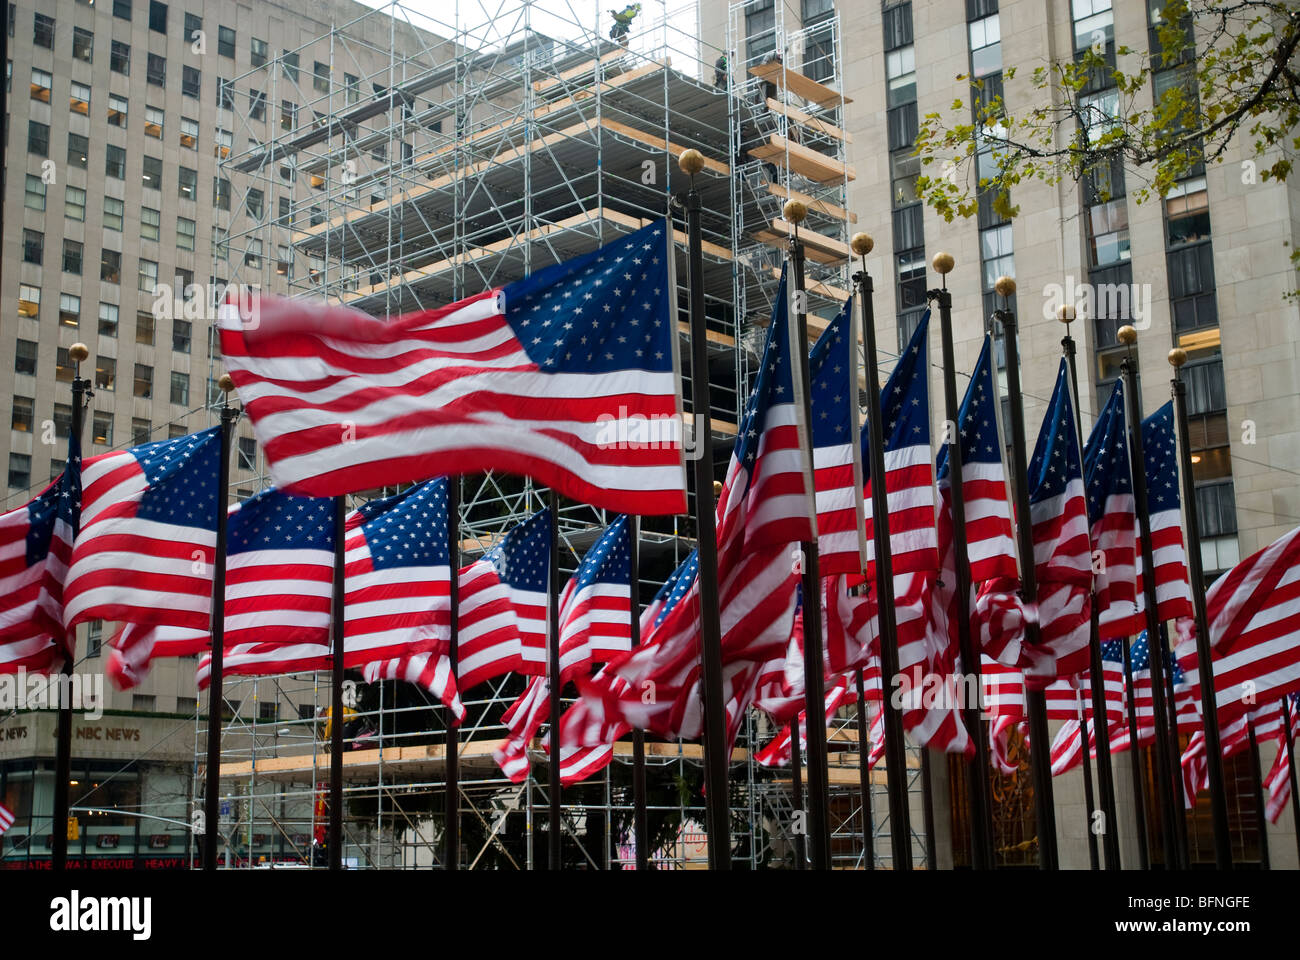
[67,817,79,841]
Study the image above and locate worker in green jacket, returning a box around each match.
[609,4,641,45]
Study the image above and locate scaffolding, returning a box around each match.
[204,0,926,869]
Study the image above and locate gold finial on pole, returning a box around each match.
[678,149,705,177]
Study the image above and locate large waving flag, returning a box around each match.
[219,220,686,514]
[65,428,222,634]
[1083,380,1139,640]
[482,508,551,677]
[1134,403,1194,626]
[808,297,866,577]
[0,433,80,674]
[557,515,633,683]
[1021,359,1092,684]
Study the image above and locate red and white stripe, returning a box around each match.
[0,801,14,836]
[863,443,939,581]
[1134,507,1194,626]
[494,677,551,783]
[0,480,75,674]
[1092,492,1139,640]
[362,652,464,723]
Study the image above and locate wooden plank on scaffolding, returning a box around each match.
[766,182,856,223]
[748,134,856,185]
[533,48,628,92]
[764,97,852,143]
[749,60,852,108]
[601,118,730,177]
[752,220,850,265]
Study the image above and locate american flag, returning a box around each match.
[1083,380,1139,640]
[482,507,551,677]
[218,220,685,515]
[494,676,550,783]
[363,651,464,723]
[0,433,80,674]
[1097,639,1130,726]
[808,297,866,577]
[1264,694,1300,823]
[64,429,222,636]
[557,515,632,683]
[1177,523,1300,722]
[1021,359,1092,684]
[584,269,813,740]
[981,655,1027,775]
[0,801,14,837]
[1134,403,1194,625]
[755,674,853,768]
[862,308,938,581]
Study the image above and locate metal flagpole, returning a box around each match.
[1120,638,1152,869]
[926,252,994,869]
[628,515,650,870]
[1076,688,1101,870]
[854,669,875,869]
[1248,723,1270,869]
[991,277,1059,870]
[1167,345,1233,869]
[678,149,731,869]
[1115,326,1181,868]
[790,712,807,869]
[1281,697,1300,865]
[329,494,347,871]
[547,491,563,870]
[783,200,831,870]
[1058,306,1121,870]
[1159,622,1190,869]
[445,478,460,870]
[52,342,91,871]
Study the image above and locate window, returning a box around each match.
[282,50,299,81]
[99,302,120,337]
[135,312,155,346]
[72,26,94,63]
[34,13,55,48]
[177,218,196,251]
[19,284,41,319]
[16,340,38,376]
[281,100,297,131]
[968,16,1002,79]
[140,207,161,241]
[896,247,927,316]
[883,2,914,51]
[9,454,31,489]
[132,418,151,446]
[1073,0,1114,54]
[147,53,166,87]
[28,120,50,157]
[168,423,186,439]
[114,0,132,20]
[345,73,359,104]
[277,245,293,278]
[217,78,233,110]
[218,25,235,58]
[251,37,268,67]
[278,196,292,223]
[1080,88,1120,144]
[56,349,75,383]
[133,363,153,398]
[111,40,131,76]
[250,89,266,120]
[60,294,81,327]
[173,319,192,353]
[25,175,47,211]
[886,45,916,108]
[144,106,164,139]
[888,101,919,151]
[314,60,330,92]
[63,240,83,274]
[12,396,35,432]
[104,197,125,232]
[30,67,52,101]
[93,412,113,446]
[215,128,233,158]
[183,11,201,40]
[182,65,200,98]
[108,94,128,127]
[180,118,199,151]
[247,187,264,220]
[101,249,122,283]
[238,436,257,470]
[23,229,44,265]
[96,356,116,391]
[170,371,189,406]
[68,82,91,117]
[149,1,168,34]
[138,259,158,293]
[214,177,231,210]
[67,133,89,170]
[214,227,229,260]
[245,238,263,267]
[105,145,126,180]
[52,403,72,437]
[142,155,163,191]
[745,0,775,64]
[1166,177,1211,246]
[1088,198,1130,267]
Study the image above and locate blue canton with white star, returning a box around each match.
[651,549,698,628]
[1027,359,1083,505]
[357,478,449,569]
[1130,631,1150,672]
[1082,380,1131,526]
[735,268,799,476]
[501,220,672,374]
[573,515,631,591]
[863,308,930,482]
[808,296,855,451]
[133,427,222,532]
[1142,402,1181,513]
[936,335,1001,482]
[485,507,551,591]
[26,432,82,566]
[229,487,335,555]
[1100,638,1125,665]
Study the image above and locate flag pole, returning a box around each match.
[1076,688,1101,870]
[1247,722,1270,868]
[52,342,91,871]
[329,494,346,871]
[1120,638,1152,869]
[445,477,460,870]
[1281,696,1300,865]
[547,491,563,870]
[991,276,1060,870]
[783,200,831,870]
[628,514,650,870]
[1167,345,1233,868]
[926,251,994,869]
[789,712,807,869]
[1115,326,1182,868]
[200,375,238,871]
[854,670,875,870]
[1058,307,1121,870]
[678,149,731,869]
[1159,622,1191,868]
